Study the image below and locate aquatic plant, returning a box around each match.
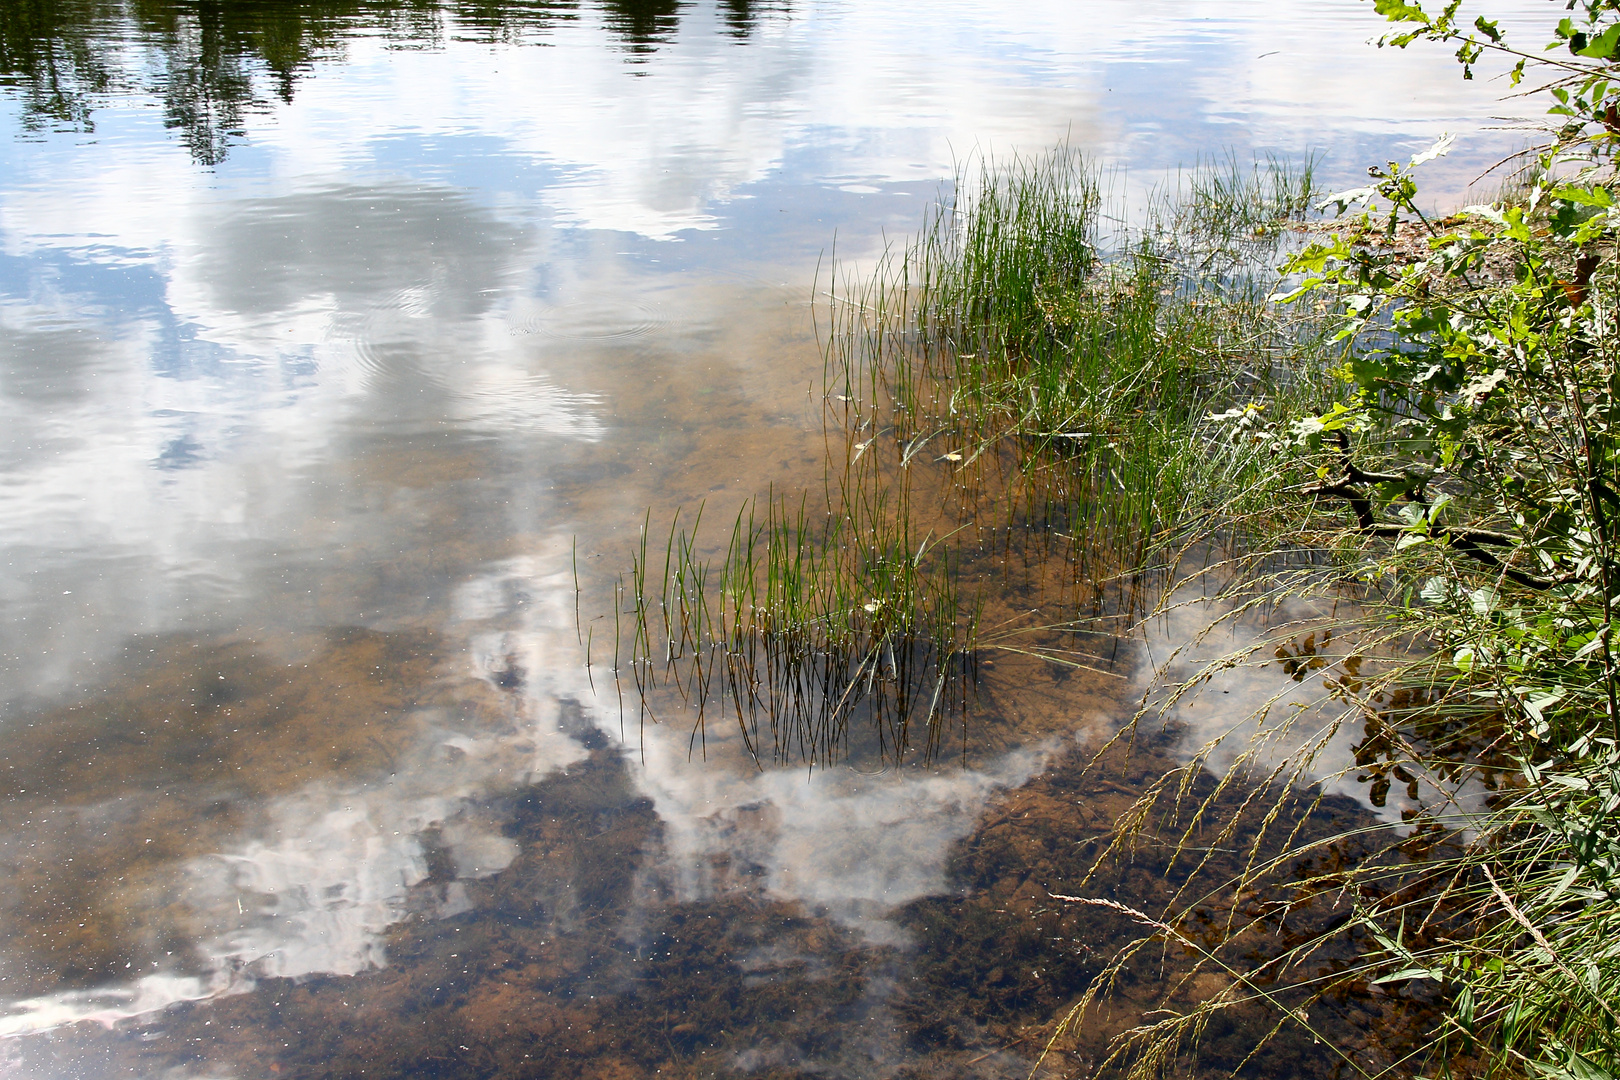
[829,147,1327,545]
[614,478,981,768]
[605,148,1330,768]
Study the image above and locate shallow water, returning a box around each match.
[0,1,1548,1076]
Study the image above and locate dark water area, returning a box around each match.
[0,1,1547,1076]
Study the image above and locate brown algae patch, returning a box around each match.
[22,744,894,1080]
[2,628,444,805]
[9,733,1421,1080]
[892,737,1420,1079]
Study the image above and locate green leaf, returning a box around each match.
[1374,0,1431,25]
[1524,688,1567,723]
[1551,185,1615,208]
[1373,966,1445,984]
[1576,23,1620,58]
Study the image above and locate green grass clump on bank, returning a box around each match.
[1041,5,1620,1078]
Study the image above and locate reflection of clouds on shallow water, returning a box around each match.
[0,547,1482,1041]
[635,733,1053,944]
[452,369,606,437]
[463,551,1059,942]
[1,538,1052,1036]
[1138,586,1480,825]
[0,974,219,1038]
[0,779,515,1036]
[0,179,611,705]
[183,782,522,983]
[0,545,593,1037]
[0,725,582,1036]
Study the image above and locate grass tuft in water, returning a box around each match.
[617,480,982,768]
[827,147,1327,555]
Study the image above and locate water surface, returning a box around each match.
[0,1,1550,1076]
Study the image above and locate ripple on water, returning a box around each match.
[455,372,607,439]
[505,296,668,342]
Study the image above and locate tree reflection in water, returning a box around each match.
[0,0,788,163]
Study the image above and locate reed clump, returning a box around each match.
[615,481,980,768]
[827,148,1328,553]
